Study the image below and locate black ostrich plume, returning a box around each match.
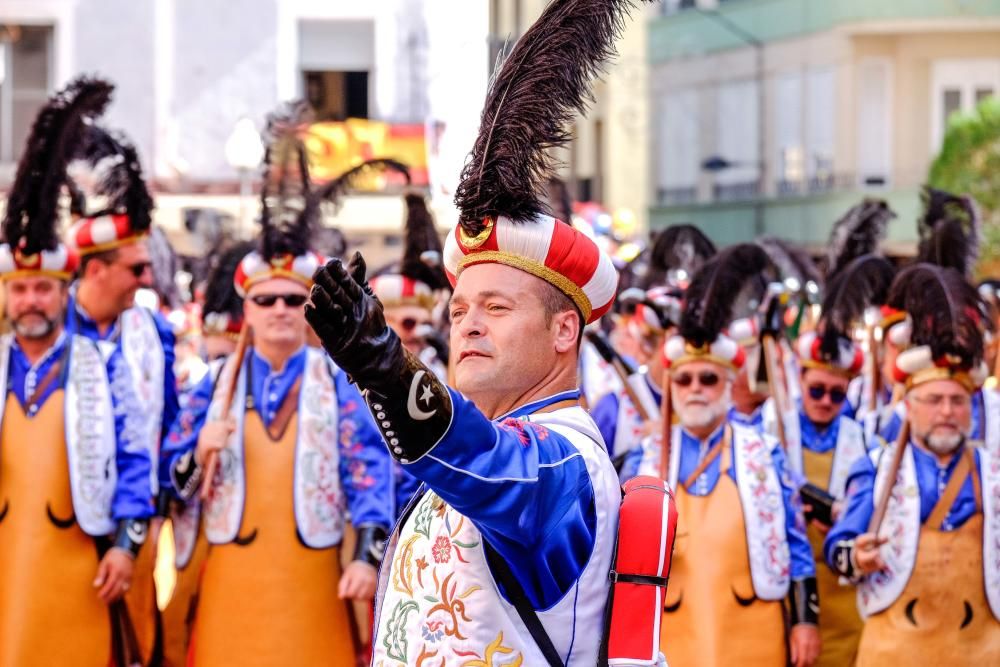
[916,186,980,278]
[401,191,448,290]
[817,254,894,361]
[643,224,716,289]
[453,0,652,234]
[680,243,771,348]
[203,240,255,320]
[3,76,113,255]
[824,198,894,280]
[756,236,823,287]
[311,158,411,208]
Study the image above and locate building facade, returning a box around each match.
[649,0,1000,250]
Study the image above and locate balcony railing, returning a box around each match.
[657,186,698,206]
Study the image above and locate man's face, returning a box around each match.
[906,379,972,455]
[671,360,731,430]
[5,276,67,340]
[88,241,154,315]
[243,278,309,349]
[801,367,850,426]
[204,334,237,361]
[449,263,576,403]
[384,304,432,354]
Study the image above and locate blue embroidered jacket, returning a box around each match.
[7,332,153,519]
[162,347,393,531]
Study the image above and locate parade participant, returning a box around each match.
[825,264,1000,664]
[646,243,820,667]
[200,241,253,361]
[163,102,393,666]
[593,224,712,470]
[0,76,151,667]
[786,254,893,666]
[307,1,663,664]
[65,116,179,665]
[878,189,1000,455]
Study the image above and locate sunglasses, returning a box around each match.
[807,384,847,404]
[250,293,309,308]
[673,371,720,388]
[122,261,152,278]
[400,317,430,332]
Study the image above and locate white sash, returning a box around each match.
[980,449,1000,619]
[828,416,867,499]
[981,389,1000,457]
[0,334,117,536]
[857,444,921,617]
[667,423,790,600]
[201,348,343,548]
[119,307,165,495]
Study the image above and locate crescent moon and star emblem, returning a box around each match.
[407,370,437,421]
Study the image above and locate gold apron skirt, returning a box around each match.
[661,443,787,667]
[192,412,355,666]
[160,524,208,667]
[0,392,111,666]
[802,447,863,667]
[857,463,1000,665]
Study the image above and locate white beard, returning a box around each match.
[925,431,965,455]
[674,384,732,430]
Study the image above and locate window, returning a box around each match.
[806,66,835,191]
[931,59,1000,151]
[0,24,53,164]
[655,89,699,205]
[774,72,803,193]
[298,20,373,121]
[856,58,892,187]
[714,79,759,199]
[304,71,369,120]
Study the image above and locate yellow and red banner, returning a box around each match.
[304,119,428,188]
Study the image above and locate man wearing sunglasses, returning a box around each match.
[65,122,179,664]
[825,266,1000,664]
[646,244,820,667]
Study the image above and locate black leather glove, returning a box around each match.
[307,252,453,463]
[113,519,149,559]
[306,253,406,396]
[788,577,820,626]
[353,524,389,567]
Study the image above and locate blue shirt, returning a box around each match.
[824,443,983,569]
[798,408,841,454]
[591,374,662,458]
[65,291,180,494]
[728,404,764,430]
[162,346,392,530]
[404,389,604,611]
[673,423,815,581]
[7,332,153,520]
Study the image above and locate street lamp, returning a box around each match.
[224,117,264,239]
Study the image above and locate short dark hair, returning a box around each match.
[79,248,120,276]
[536,280,583,348]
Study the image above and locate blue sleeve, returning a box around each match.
[393,463,422,520]
[404,388,598,610]
[823,454,876,568]
[107,347,154,520]
[771,443,815,580]
[879,411,901,443]
[618,445,643,484]
[154,313,181,482]
[591,391,620,456]
[335,371,393,531]
[160,371,215,498]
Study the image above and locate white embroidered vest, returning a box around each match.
[982,388,1000,457]
[0,334,117,536]
[201,347,344,548]
[611,374,658,458]
[786,414,867,499]
[372,406,620,666]
[665,422,791,601]
[117,307,165,495]
[859,445,1000,620]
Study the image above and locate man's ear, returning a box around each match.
[552,309,579,354]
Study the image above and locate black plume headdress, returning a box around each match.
[453,0,651,234]
[3,76,113,255]
[817,254,894,361]
[203,240,254,326]
[824,198,894,280]
[679,243,771,348]
[916,186,980,278]
[756,236,822,289]
[311,158,411,209]
[643,224,716,290]
[400,191,448,290]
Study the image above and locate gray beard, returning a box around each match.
[924,431,965,456]
[13,314,57,340]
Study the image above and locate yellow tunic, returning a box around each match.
[192,411,355,666]
[661,444,786,666]
[801,447,863,667]
[0,391,111,666]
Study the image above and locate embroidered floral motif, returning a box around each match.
[457,631,524,666]
[432,536,452,564]
[498,418,549,447]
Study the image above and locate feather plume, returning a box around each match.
[3,76,113,255]
[824,198,894,280]
[543,176,575,224]
[894,264,986,366]
[917,186,980,277]
[311,158,411,208]
[817,254,894,360]
[680,243,771,347]
[401,191,448,290]
[70,124,155,234]
[756,236,823,287]
[258,101,315,260]
[642,223,716,289]
[454,0,651,234]
[203,240,254,320]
